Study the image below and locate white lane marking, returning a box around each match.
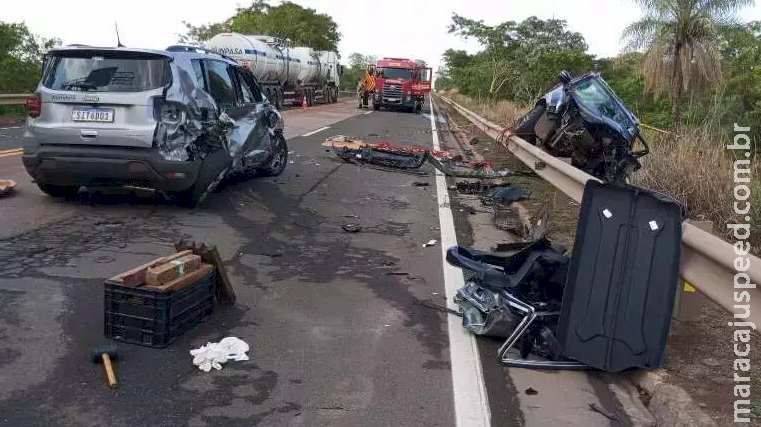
[363,111,373,115]
[429,93,491,427]
[0,126,22,130]
[301,126,330,137]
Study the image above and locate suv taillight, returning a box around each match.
[26,94,41,118]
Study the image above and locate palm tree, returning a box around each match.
[623,0,753,130]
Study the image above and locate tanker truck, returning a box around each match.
[206,33,343,108]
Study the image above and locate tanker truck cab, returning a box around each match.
[372,58,432,113]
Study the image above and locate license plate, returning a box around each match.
[386,97,399,102]
[71,107,114,123]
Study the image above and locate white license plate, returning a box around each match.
[386,97,399,102]
[71,107,114,122]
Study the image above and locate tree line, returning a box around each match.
[436,0,759,142]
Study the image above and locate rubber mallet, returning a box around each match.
[90,344,118,388]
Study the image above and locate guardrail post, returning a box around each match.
[674,220,713,322]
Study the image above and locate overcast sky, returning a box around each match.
[5,0,761,73]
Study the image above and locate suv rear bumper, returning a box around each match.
[22,145,201,192]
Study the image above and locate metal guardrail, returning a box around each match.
[0,94,31,106]
[435,93,761,327]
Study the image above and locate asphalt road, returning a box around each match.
[0,99,647,426]
[0,125,23,151]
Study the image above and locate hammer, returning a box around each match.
[90,344,118,388]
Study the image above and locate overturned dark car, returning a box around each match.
[22,45,287,207]
[513,71,648,184]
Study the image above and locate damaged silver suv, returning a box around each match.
[22,45,287,207]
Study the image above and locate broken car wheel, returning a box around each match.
[258,133,288,177]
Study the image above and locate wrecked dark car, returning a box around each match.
[22,45,287,207]
[513,71,648,184]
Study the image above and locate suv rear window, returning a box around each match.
[43,51,170,92]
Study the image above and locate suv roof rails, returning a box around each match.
[165,44,236,62]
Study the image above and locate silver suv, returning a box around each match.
[22,45,287,207]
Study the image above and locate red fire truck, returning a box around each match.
[371,58,432,113]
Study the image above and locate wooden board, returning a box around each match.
[174,240,236,305]
[107,250,193,286]
[145,254,201,287]
[144,263,214,292]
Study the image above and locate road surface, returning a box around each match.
[0,99,650,426]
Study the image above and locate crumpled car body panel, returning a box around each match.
[156,58,284,175]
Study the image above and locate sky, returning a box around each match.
[5,0,761,74]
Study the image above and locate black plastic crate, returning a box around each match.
[104,268,217,348]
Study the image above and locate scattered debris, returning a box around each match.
[422,239,438,248]
[493,203,532,237]
[448,238,578,368]
[0,179,16,197]
[387,272,409,276]
[588,403,617,421]
[412,181,430,187]
[190,337,250,372]
[342,224,362,233]
[449,181,508,195]
[525,388,538,396]
[481,186,531,206]
[323,135,527,179]
[447,182,683,372]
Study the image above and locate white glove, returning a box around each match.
[190,337,249,372]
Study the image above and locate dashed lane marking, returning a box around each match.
[301,126,331,137]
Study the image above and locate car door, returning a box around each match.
[201,59,252,161]
[231,66,271,167]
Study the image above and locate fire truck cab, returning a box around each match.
[372,58,432,113]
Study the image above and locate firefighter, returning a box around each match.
[357,76,367,109]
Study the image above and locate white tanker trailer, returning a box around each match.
[206,33,343,108]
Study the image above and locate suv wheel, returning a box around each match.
[38,183,80,199]
[258,133,288,177]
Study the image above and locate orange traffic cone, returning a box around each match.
[301,95,308,110]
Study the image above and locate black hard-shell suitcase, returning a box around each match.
[556,181,683,372]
